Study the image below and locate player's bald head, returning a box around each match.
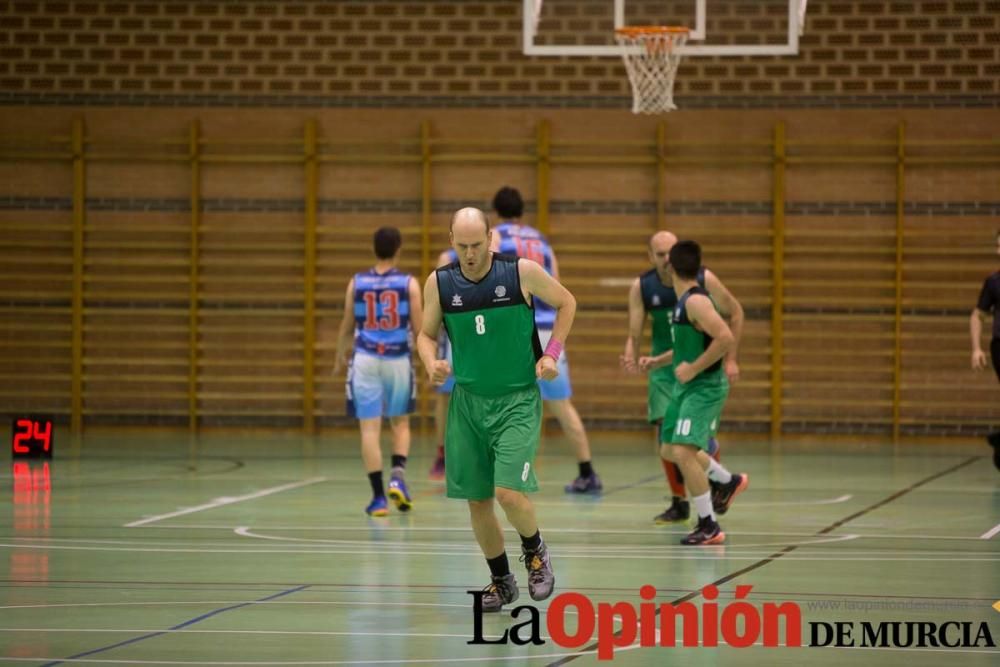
[450,207,490,236]
[649,230,678,252]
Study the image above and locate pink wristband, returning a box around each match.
[543,339,564,361]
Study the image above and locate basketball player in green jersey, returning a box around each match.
[416,207,576,612]
[622,231,744,523]
[662,240,748,545]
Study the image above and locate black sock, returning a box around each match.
[391,454,407,469]
[578,460,593,478]
[486,552,510,578]
[520,530,542,552]
[368,471,384,498]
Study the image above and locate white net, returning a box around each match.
[614,27,689,114]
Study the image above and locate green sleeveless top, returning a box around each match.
[671,285,724,383]
[436,254,541,396]
[641,267,706,382]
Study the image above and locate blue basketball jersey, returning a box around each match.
[495,222,556,329]
[352,268,412,357]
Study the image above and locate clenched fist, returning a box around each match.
[536,355,558,381]
[428,359,452,386]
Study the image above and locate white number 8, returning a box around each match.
[475,314,486,335]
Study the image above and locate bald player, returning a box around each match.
[622,230,745,523]
[418,208,575,612]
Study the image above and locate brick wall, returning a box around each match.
[0,0,997,108]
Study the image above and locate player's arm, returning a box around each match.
[407,276,423,341]
[972,277,995,371]
[519,258,576,379]
[416,273,451,385]
[621,278,643,373]
[970,307,990,371]
[436,250,453,269]
[705,269,744,382]
[520,258,575,347]
[332,278,356,376]
[675,294,734,384]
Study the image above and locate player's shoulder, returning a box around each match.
[684,286,712,305]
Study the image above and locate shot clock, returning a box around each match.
[11,417,53,459]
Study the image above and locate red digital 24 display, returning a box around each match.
[11,417,53,458]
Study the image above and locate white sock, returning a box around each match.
[706,459,732,484]
[692,492,715,521]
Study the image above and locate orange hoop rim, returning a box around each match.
[614,25,690,38]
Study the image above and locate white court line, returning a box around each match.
[234,526,860,550]
[0,541,996,561]
[0,639,993,665]
[980,522,1000,540]
[123,477,328,528]
[534,494,853,509]
[145,523,998,542]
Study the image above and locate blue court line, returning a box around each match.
[41,583,310,666]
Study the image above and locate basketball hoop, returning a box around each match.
[614,26,690,114]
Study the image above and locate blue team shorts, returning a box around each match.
[347,351,415,419]
[435,328,571,401]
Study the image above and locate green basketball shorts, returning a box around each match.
[647,371,675,424]
[660,374,729,451]
[445,383,542,500]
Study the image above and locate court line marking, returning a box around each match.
[123,478,328,527]
[1,541,996,561]
[233,526,862,550]
[6,537,988,557]
[0,643,994,665]
[137,523,998,541]
[533,493,853,508]
[39,585,310,667]
[2,629,998,665]
[546,455,983,667]
[980,522,1000,540]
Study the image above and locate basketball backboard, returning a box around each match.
[524,0,808,57]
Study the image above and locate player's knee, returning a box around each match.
[467,498,493,516]
[671,444,695,463]
[494,487,524,510]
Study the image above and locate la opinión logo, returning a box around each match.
[466,585,997,660]
[468,584,802,660]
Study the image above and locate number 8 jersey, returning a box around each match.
[353,268,413,358]
[436,253,542,396]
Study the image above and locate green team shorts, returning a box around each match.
[660,374,729,451]
[647,371,675,424]
[445,383,542,500]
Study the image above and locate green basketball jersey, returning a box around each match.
[671,285,724,381]
[639,268,676,383]
[640,267,706,381]
[436,253,541,396]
